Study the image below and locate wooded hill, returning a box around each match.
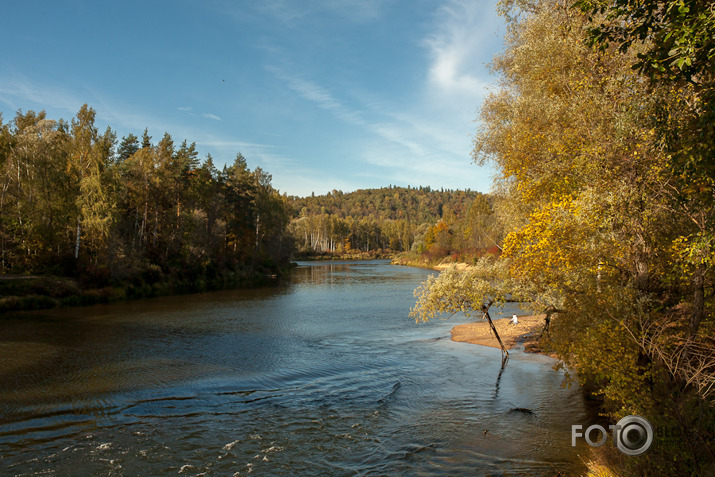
[287,186,487,256]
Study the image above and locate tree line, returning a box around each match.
[396,192,503,265]
[0,105,291,297]
[0,102,492,298]
[287,186,482,256]
[412,0,714,474]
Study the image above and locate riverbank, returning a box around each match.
[391,247,501,269]
[451,315,548,353]
[390,253,445,269]
[0,266,285,313]
[393,258,548,351]
[294,250,395,261]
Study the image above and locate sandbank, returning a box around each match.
[450,315,546,350]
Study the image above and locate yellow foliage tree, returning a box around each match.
[413,1,714,472]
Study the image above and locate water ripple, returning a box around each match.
[0,261,592,475]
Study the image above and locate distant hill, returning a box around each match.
[286,186,487,257]
[289,185,480,222]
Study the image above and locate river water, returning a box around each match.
[0,261,593,475]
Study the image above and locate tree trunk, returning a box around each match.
[635,258,649,292]
[481,302,508,363]
[543,305,563,333]
[255,213,260,250]
[689,271,705,338]
[74,216,81,259]
[141,200,148,243]
[153,209,158,247]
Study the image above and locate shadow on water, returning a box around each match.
[0,260,593,475]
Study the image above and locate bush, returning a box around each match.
[79,265,112,288]
[142,263,164,284]
[0,295,58,312]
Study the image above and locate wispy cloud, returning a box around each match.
[273,171,359,197]
[267,66,370,127]
[178,107,222,121]
[266,63,483,187]
[279,73,343,112]
[423,0,500,99]
[195,137,297,172]
[0,72,86,115]
[369,122,427,157]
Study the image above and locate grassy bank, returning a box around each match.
[390,252,473,270]
[390,251,446,269]
[293,249,395,261]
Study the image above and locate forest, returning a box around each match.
[411,0,714,474]
[0,105,292,308]
[0,105,486,308]
[287,186,491,259]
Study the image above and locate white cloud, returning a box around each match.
[282,74,343,112]
[267,62,492,192]
[424,0,501,99]
[202,113,222,121]
[0,73,85,116]
[0,71,181,137]
[268,66,372,127]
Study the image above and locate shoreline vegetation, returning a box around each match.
[0,253,402,313]
[0,105,295,314]
[395,0,715,472]
[0,250,399,314]
[0,243,462,314]
[292,250,395,261]
[0,265,288,313]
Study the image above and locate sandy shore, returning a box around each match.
[433,262,472,271]
[451,315,546,350]
[421,263,548,353]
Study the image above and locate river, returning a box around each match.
[0,260,594,475]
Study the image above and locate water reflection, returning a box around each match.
[0,261,593,475]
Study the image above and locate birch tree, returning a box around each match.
[68,104,114,261]
[412,0,713,472]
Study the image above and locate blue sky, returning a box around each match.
[1,1,505,197]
